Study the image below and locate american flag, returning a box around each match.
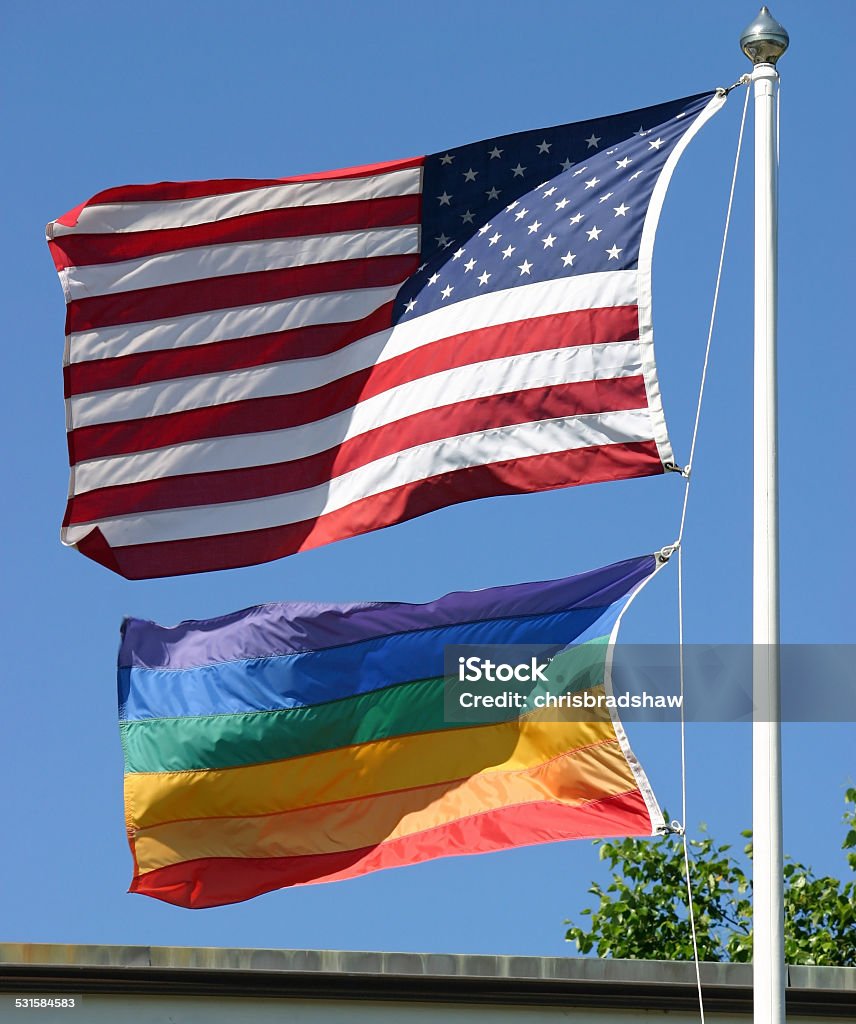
[47,90,724,579]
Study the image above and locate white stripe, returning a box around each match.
[66,285,400,365]
[70,298,640,427]
[61,225,420,300]
[67,267,635,369]
[64,409,653,546]
[49,166,422,237]
[71,341,644,490]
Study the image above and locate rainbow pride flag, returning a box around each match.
[119,554,664,908]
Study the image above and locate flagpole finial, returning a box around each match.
[740,6,789,65]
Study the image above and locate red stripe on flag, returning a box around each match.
[67,306,640,462]
[65,376,650,523]
[65,254,419,333]
[75,441,663,579]
[64,302,398,397]
[49,195,422,272]
[53,157,425,223]
[128,791,652,908]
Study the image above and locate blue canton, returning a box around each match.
[394,92,714,322]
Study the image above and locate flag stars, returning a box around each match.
[463,168,478,182]
[478,270,491,285]
[441,284,454,299]
[586,226,602,241]
[461,210,475,224]
[511,163,526,177]
[435,233,450,247]
[634,126,651,137]
[606,244,622,260]
[404,298,417,313]
[648,137,665,150]
[518,259,533,275]
[478,222,493,235]
[629,170,644,181]
[488,231,502,245]
[485,186,501,200]
[560,158,574,171]
[437,192,452,206]
[527,219,542,234]
[561,251,576,267]
[506,200,519,211]
[428,272,440,285]
[585,133,601,149]
[569,212,584,225]
[489,146,503,159]
[555,197,570,210]
[542,186,557,197]
[598,192,614,203]
[584,176,600,189]
[537,139,552,154]
[616,157,632,169]
[541,233,556,248]
[439,153,455,164]
[464,258,477,272]
[514,207,529,220]
[452,247,465,260]
[613,203,629,217]
[502,245,516,259]
[572,166,587,176]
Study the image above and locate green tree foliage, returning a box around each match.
[565,788,856,965]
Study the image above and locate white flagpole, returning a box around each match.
[740,7,789,1024]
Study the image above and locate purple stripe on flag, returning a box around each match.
[119,554,655,669]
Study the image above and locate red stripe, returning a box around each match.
[75,441,663,579]
[53,157,424,224]
[64,302,397,398]
[50,195,422,272]
[65,253,419,334]
[65,376,649,523]
[129,790,652,908]
[67,306,640,462]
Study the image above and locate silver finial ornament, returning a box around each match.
[740,6,789,65]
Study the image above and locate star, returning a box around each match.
[586,226,602,241]
[428,272,440,285]
[441,284,454,299]
[478,271,491,285]
[461,210,475,224]
[541,233,556,248]
[561,251,576,267]
[417,262,427,271]
[537,139,552,154]
[464,258,477,272]
[542,186,557,197]
[439,153,454,165]
[633,126,650,137]
[555,197,570,210]
[404,298,417,312]
[629,170,644,180]
[560,158,573,171]
[616,157,632,169]
[478,222,493,235]
[488,232,502,245]
[584,176,600,189]
[463,168,478,182]
[572,166,587,176]
[598,192,614,203]
[585,133,601,149]
[676,111,688,119]
[568,212,584,224]
[606,148,617,155]
[452,247,465,259]
[511,163,526,177]
[613,203,629,217]
[506,200,519,211]
[437,192,452,206]
[648,137,665,150]
[606,244,622,260]
[514,207,529,220]
[527,219,542,234]
[502,245,515,259]
[518,259,533,275]
[488,146,503,159]
[485,186,501,200]
[435,233,450,247]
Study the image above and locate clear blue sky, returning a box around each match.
[1,1,852,956]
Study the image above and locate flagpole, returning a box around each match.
[739,8,789,1024]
